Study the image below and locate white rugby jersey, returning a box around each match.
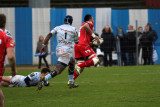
[13,72,48,87]
[50,24,78,50]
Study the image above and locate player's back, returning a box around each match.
[78,21,93,45]
[0,29,7,70]
[28,72,41,85]
[55,24,77,48]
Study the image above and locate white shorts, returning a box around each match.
[56,47,73,65]
[9,75,26,87]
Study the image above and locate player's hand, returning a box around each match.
[11,69,17,77]
[89,42,93,46]
[94,36,100,43]
[40,47,46,54]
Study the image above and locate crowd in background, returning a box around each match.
[36,24,158,67]
[99,23,158,66]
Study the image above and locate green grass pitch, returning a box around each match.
[3,65,160,107]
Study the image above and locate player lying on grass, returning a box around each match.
[39,15,79,90]
[1,68,51,87]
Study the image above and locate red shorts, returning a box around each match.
[74,44,95,59]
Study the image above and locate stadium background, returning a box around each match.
[0,8,160,65]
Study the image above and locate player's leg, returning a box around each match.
[38,62,67,90]
[0,86,4,107]
[75,44,99,68]
[43,61,67,81]
[73,54,99,80]
[73,44,85,80]
[42,55,49,68]
[38,53,72,90]
[38,56,42,69]
[73,59,85,80]
[0,75,4,107]
[68,57,78,88]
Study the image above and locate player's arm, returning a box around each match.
[44,81,53,87]
[40,33,52,54]
[43,33,52,46]
[74,30,79,44]
[7,47,16,77]
[40,28,57,54]
[83,23,99,41]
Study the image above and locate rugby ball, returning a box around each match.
[92,38,103,46]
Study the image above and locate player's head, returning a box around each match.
[0,14,6,29]
[64,15,73,25]
[84,14,94,23]
[41,68,50,75]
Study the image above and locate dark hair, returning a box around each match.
[0,14,6,28]
[84,14,92,22]
[41,68,50,73]
[64,15,73,25]
[147,23,152,31]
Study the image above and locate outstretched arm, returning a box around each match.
[43,33,52,45]
[40,33,52,54]
[7,47,16,76]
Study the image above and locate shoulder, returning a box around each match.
[5,29,12,38]
[86,21,93,25]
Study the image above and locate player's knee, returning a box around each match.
[92,56,99,65]
[89,54,99,65]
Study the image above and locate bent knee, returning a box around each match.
[92,56,99,65]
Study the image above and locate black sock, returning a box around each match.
[50,70,57,78]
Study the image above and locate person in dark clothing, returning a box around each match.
[36,35,49,69]
[100,25,116,66]
[117,27,127,66]
[147,23,158,42]
[138,27,143,55]
[125,25,136,65]
[147,23,158,64]
[141,25,154,65]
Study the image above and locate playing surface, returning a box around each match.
[3,65,160,107]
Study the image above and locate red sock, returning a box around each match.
[78,59,94,68]
[73,70,79,80]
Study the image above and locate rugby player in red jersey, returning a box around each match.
[0,14,16,107]
[73,14,100,80]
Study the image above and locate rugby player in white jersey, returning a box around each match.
[39,15,79,89]
[1,68,51,87]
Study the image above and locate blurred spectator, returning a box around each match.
[138,27,143,55]
[141,25,154,65]
[117,27,127,66]
[147,23,158,64]
[125,25,136,65]
[36,35,49,69]
[147,23,158,42]
[100,25,116,66]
